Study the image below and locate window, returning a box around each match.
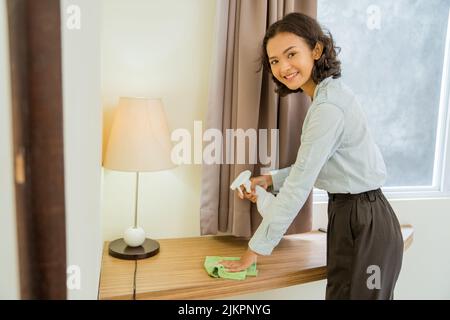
[314,0,450,200]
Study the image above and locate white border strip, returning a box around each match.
[433,8,450,193]
[437,9,450,195]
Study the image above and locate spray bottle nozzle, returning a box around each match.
[230,170,275,217]
[230,170,252,197]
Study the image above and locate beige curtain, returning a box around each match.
[200,0,316,238]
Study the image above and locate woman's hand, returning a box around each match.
[218,248,259,272]
[238,175,273,203]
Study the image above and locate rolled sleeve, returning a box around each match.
[270,167,292,192]
[249,103,345,255]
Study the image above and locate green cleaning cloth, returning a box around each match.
[204,256,258,280]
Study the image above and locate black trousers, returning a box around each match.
[326,189,403,300]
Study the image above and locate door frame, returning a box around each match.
[7,0,67,299]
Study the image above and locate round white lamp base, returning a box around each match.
[124,227,146,247]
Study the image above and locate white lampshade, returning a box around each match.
[103,97,176,172]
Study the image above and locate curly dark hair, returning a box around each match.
[258,12,341,97]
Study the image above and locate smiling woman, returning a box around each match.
[259,12,341,97]
[225,12,404,300]
[267,33,322,96]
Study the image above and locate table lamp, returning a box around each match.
[103,97,176,260]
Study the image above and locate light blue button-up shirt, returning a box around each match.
[248,76,387,256]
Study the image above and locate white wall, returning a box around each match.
[100,0,450,299]
[101,0,216,241]
[61,0,102,300]
[0,0,20,300]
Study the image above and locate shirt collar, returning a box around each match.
[313,76,334,101]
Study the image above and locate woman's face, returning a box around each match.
[267,32,319,91]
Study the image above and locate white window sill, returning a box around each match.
[312,188,450,203]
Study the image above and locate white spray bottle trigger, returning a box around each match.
[242,180,252,193]
[230,170,252,197]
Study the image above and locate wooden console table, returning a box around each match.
[98,225,414,300]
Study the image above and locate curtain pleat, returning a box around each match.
[201,0,317,237]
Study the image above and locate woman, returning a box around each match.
[219,12,403,300]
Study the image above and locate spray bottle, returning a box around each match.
[230,170,275,215]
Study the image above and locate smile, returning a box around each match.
[284,72,299,81]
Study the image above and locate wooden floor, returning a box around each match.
[98,225,414,300]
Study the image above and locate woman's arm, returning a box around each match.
[249,103,345,256]
[219,103,345,272]
[270,166,293,193]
